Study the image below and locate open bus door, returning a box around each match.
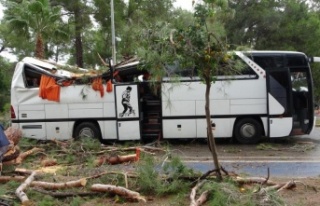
[289,69,314,135]
[115,84,141,140]
[266,69,293,137]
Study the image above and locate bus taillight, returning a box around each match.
[11,105,16,119]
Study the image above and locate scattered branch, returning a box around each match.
[31,178,87,190]
[33,188,99,198]
[15,171,37,204]
[91,184,146,202]
[190,180,209,206]
[0,176,26,183]
[235,176,276,186]
[3,147,44,165]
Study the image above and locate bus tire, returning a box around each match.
[234,118,262,144]
[74,122,101,140]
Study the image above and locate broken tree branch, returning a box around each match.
[91,184,146,202]
[235,176,276,186]
[0,176,26,183]
[33,188,99,198]
[190,180,208,206]
[6,169,87,190]
[3,148,44,165]
[15,171,37,204]
[277,180,296,192]
[31,178,87,190]
[95,153,139,166]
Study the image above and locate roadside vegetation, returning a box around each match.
[1,137,296,206]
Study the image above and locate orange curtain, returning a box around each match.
[106,71,120,93]
[39,75,60,102]
[106,80,112,93]
[92,77,104,97]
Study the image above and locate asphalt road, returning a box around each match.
[178,127,320,177]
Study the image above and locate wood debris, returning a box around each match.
[91,184,146,202]
[15,171,37,205]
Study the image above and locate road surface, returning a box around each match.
[171,127,320,177]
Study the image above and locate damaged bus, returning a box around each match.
[10,51,316,144]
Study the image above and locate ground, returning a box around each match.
[277,177,320,206]
[2,133,320,206]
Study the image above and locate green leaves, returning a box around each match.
[28,1,43,13]
[3,0,64,58]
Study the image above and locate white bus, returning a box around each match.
[10,51,315,144]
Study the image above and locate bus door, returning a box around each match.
[266,69,293,137]
[290,69,314,135]
[115,84,141,140]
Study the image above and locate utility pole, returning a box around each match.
[111,0,116,65]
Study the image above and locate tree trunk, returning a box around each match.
[205,79,222,180]
[74,1,84,68]
[35,33,44,59]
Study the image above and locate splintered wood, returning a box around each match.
[2,147,44,165]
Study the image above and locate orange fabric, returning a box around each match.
[106,80,113,93]
[39,75,60,102]
[92,77,104,97]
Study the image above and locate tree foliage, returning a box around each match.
[136,1,238,180]
[2,0,65,59]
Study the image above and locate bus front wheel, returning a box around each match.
[234,118,262,144]
[74,122,101,140]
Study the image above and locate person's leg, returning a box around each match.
[122,104,128,114]
[128,103,133,113]
[120,103,128,117]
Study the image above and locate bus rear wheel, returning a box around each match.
[234,118,262,144]
[74,122,101,140]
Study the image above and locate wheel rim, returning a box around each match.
[78,127,95,138]
[240,123,256,139]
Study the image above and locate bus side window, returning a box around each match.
[24,67,41,88]
[234,55,257,76]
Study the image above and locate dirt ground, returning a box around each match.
[275,177,320,206]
